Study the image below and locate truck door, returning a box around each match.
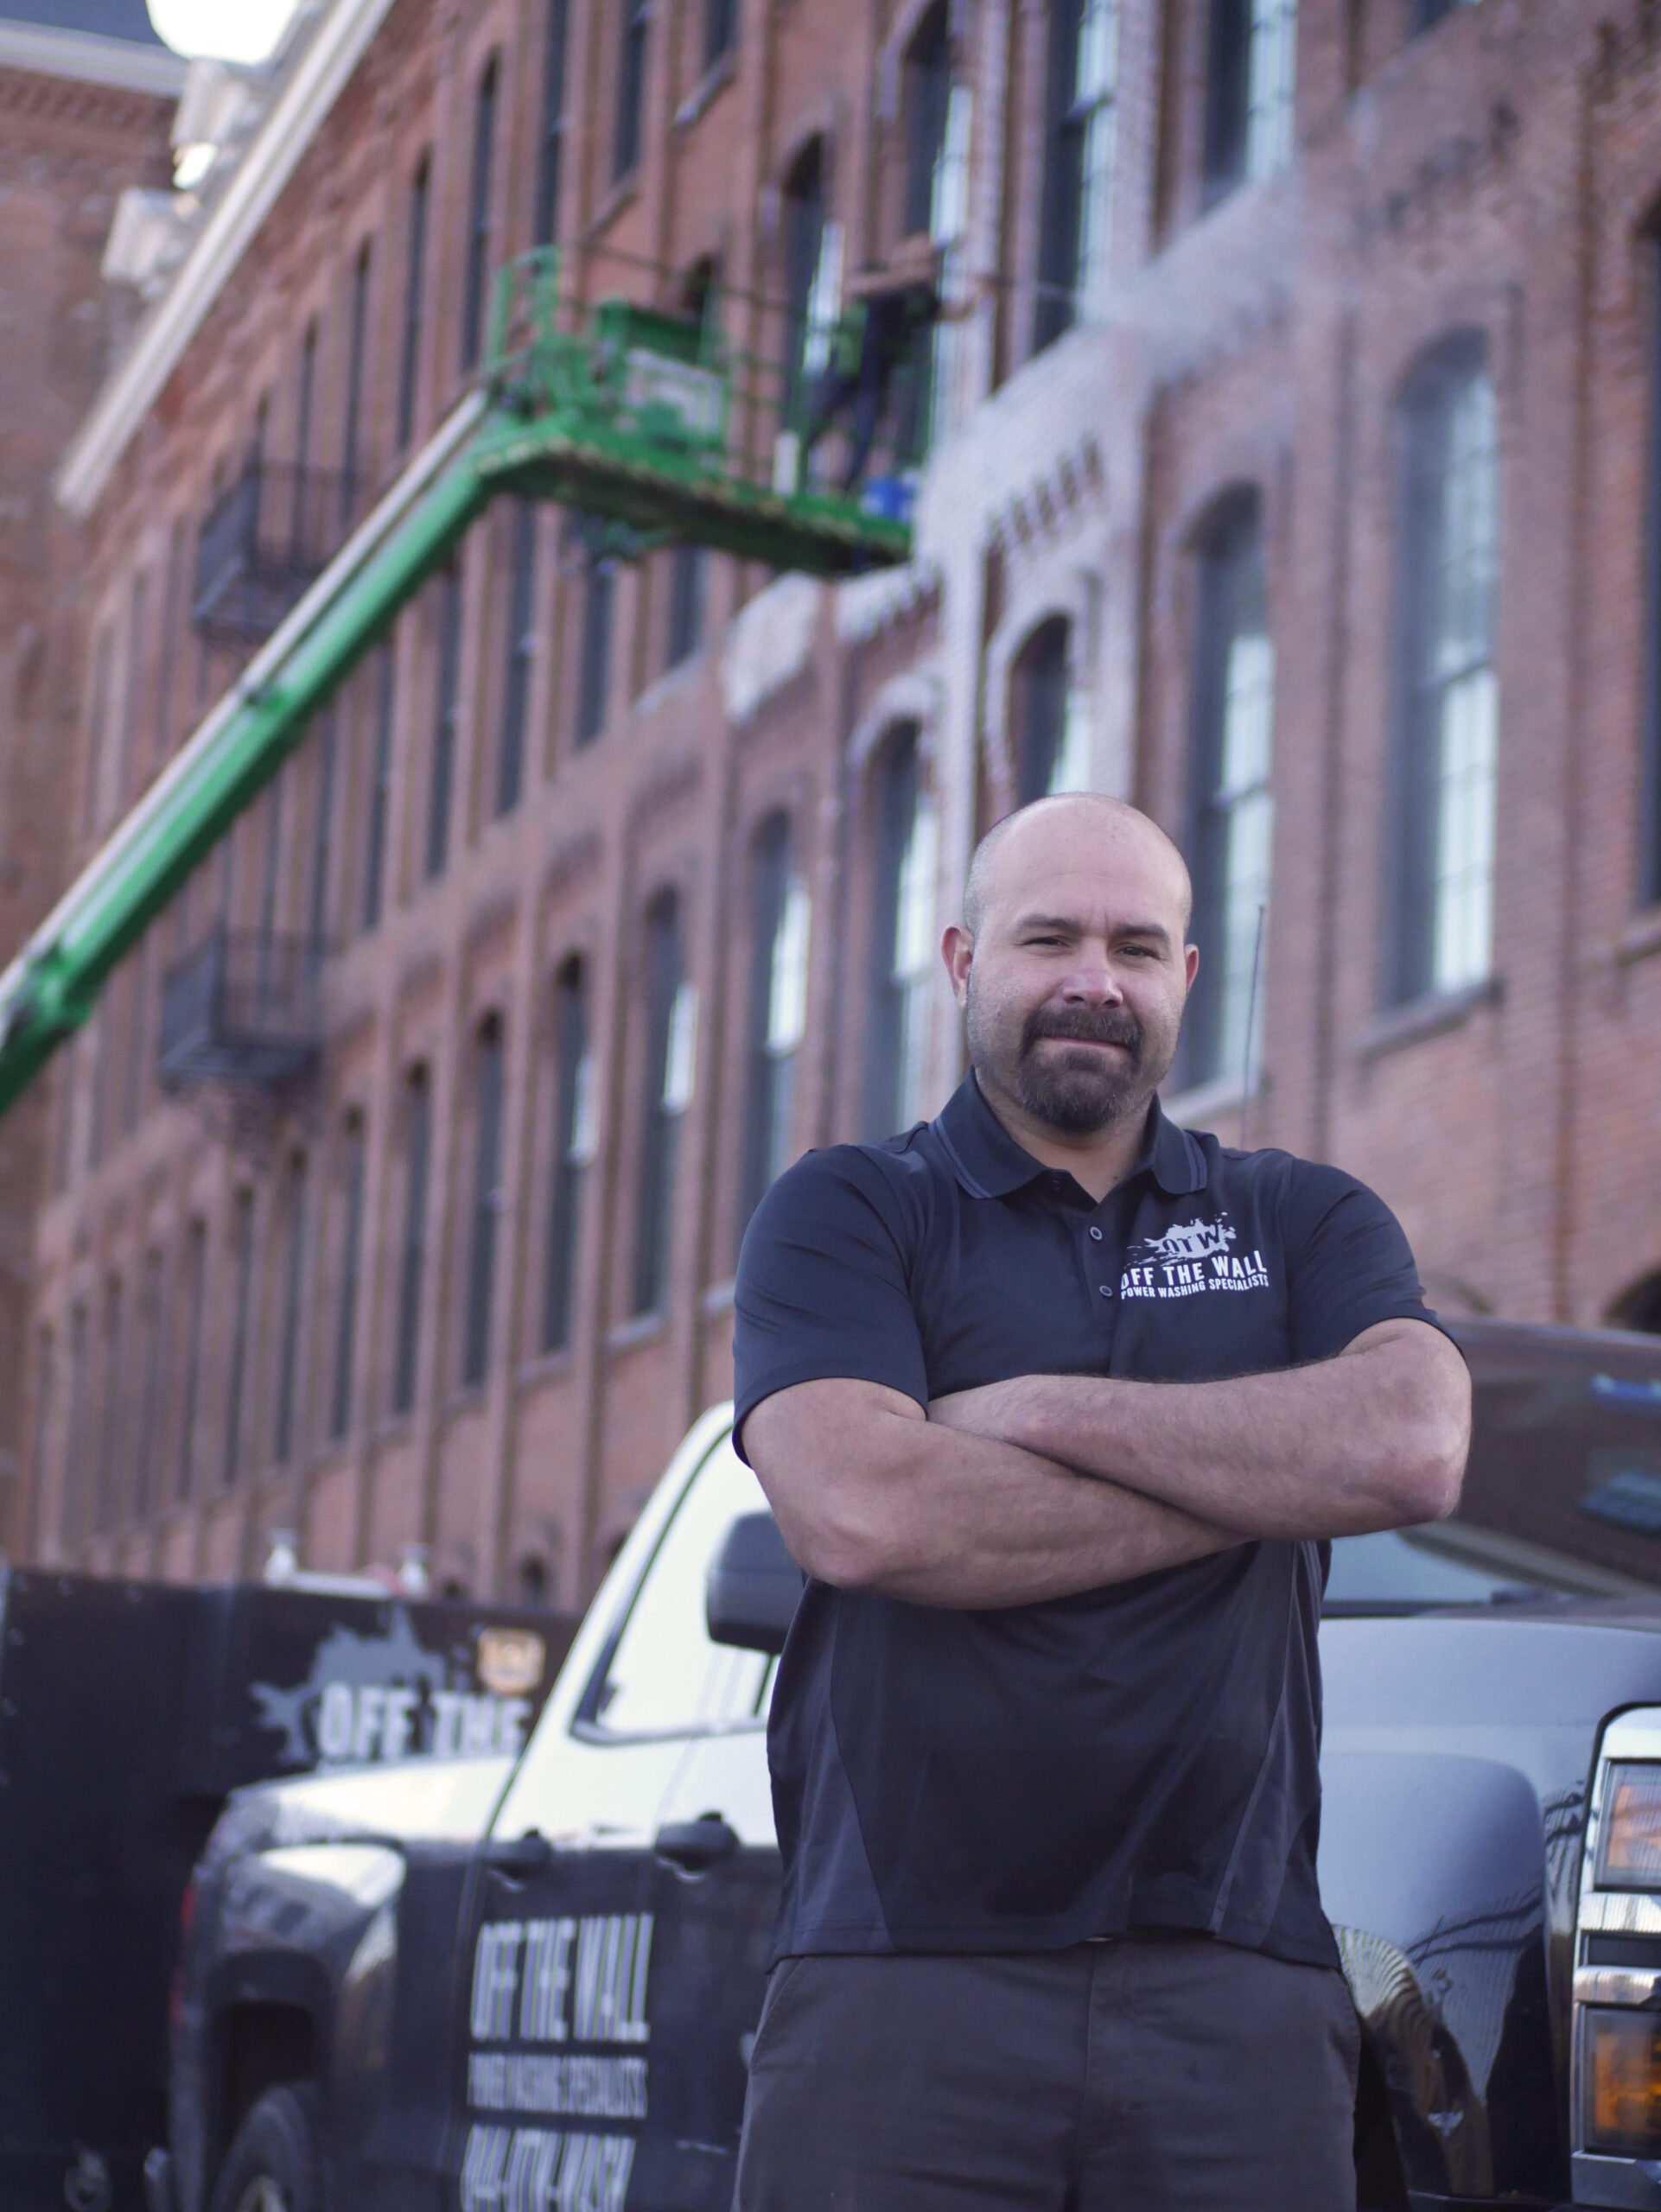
[452,1439,778,2212]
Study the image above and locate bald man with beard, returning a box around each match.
[729,794,1470,2211]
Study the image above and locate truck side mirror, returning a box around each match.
[706,1511,805,1656]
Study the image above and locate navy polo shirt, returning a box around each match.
[733,1073,1442,1968]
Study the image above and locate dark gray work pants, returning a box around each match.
[733,1938,1361,2211]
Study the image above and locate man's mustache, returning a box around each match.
[1020,1007,1144,1057]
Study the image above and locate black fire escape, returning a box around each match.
[192,459,359,644]
[158,927,325,1091]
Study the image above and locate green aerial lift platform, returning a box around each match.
[0,251,914,1120]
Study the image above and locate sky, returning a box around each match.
[149,0,300,62]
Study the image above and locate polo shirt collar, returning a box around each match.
[935,1072,1207,1201]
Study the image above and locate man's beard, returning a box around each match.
[966,979,1170,1134]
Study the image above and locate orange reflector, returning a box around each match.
[1600,1764,1661,1888]
[1584,2009,1661,2155]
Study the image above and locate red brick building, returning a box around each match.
[22,0,1661,1598]
[0,0,180,1548]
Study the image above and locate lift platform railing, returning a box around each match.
[0,245,920,1122]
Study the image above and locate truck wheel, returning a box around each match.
[208,2084,324,2212]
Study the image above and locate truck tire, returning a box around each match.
[208,2084,325,2212]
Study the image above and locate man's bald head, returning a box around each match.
[962,794,1193,940]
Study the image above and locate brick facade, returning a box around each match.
[22,0,1661,1597]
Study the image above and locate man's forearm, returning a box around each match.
[927,1324,1469,1540]
[745,1382,1239,1607]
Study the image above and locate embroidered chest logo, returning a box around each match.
[1120,1211,1271,1300]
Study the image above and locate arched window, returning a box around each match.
[862,727,938,1141]
[1388,335,1499,1006]
[633,891,696,1315]
[1011,616,1091,802]
[392,1065,430,1416]
[1034,0,1117,349]
[1184,490,1274,1090]
[1203,0,1296,204]
[462,1017,506,1389]
[330,1112,367,1441]
[740,815,811,1234]
[542,957,595,1355]
[576,556,614,747]
[498,501,537,815]
[461,54,499,372]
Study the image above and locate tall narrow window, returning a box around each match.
[781,142,829,425]
[1011,616,1091,801]
[462,1018,506,1389]
[1389,338,1499,1005]
[427,564,464,878]
[96,1274,125,1535]
[29,1325,54,1558]
[1204,0,1296,204]
[704,0,736,69]
[862,727,937,1140]
[461,56,499,373]
[392,1066,430,1417]
[123,931,151,1135]
[363,640,396,931]
[273,1152,308,1465]
[902,3,951,239]
[499,502,537,814]
[177,1219,207,1499]
[543,958,595,1354]
[1185,492,1274,1089]
[535,0,570,244]
[341,243,372,522]
[576,559,614,747]
[83,625,112,837]
[223,1189,256,1486]
[398,157,430,451]
[61,1304,87,1552]
[153,519,185,764]
[134,1252,165,1522]
[665,544,705,668]
[1034,0,1116,350]
[309,710,337,951]
[633,892,694,1315]
[740,816,811,1233]
[294,320,318,489]
[615,0,650,180]
[114,571,148,810]
[331,1114,366,1441]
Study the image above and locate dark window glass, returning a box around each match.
[861,725,935,1141]
[665,543,705,668]
[273,1152,308,1465]
[96,1274,124,1535]
[1204,0,1295,203]
[1011,616,1075,802]
[123,931,150,1135]
[342,243,371,520]
[1184,493,1274,1089]
[740,814,810,1235]
[309,710,337,950]
[543,959,592,1354]
[153,519,185,764]
[62,1304,87,1551]
[29,1325,54,1556]
[1411,0,1466,28]
[615,0,650,180]
[461,57,499,373]
[177,1219,207,1499]
[499,501,537,815]
[902,2,951,238]
[331,1116,366,1441]
[535,0,570,244]
[427,565,464,878]
[633,891,690,1315]
[223,1190,256,1486]
[392,1067,430,1416]
[781,141,826,424]
[576,560,614,747]
[294,319,318,495]
[114,569,147,810]
[1643,238,1661,906]
[462,1019,506,1388]
[704,0,736,71]
[398,158,430,450]
[363,640,396,930]
[1386,335,1498,1006]
[134,1255,165,1523]
[1034,0,1112,349]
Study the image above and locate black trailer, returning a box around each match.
[0,1567,575,2212]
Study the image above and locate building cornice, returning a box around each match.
[0,18,186,97]
[54,0,399,520]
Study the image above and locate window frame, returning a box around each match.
[461,55,500,374]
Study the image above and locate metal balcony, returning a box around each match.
[192,461,360,644]
[158,926,324,1090]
